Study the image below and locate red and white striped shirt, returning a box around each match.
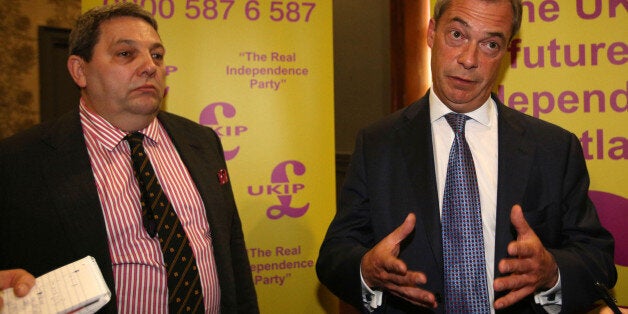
[80,103,220,313]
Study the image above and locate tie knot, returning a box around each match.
[445,113,469,135]
[125,132,145,146]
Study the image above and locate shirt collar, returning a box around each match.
[79,99,162,151]
[428,89,494,127]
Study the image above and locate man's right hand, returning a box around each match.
[361,213,438,309]
[0,269,35,309]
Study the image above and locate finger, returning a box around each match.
[494,286,535,310]
[498,257,532,275]
[498,252,559,291]
[379,256,409,277]
[388,213,416,245]
[389,286,438,309]
[13,282,34,297]
[507,240,537,258]
[372,262,422,287]
[510,205,532,238]
[494,272,534,292]
[384,270,428,287]
[0,269,35,297]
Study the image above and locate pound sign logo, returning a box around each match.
[265,160,309,220]
[199,102,248,160]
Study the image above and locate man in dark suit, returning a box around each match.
[0,3,258,313]
[316,0,616,313]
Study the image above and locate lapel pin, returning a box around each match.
[217,169,229,185]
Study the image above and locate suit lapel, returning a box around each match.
[157,112,235,291]
[396,95,443,270]
[38,110,116,306]
[494,99,536,281]
[157,113,227,232]
[159,112,244,308]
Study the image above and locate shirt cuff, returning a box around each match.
[534,269,562,313]
[360,268,383,312]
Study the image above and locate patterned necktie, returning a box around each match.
[441,113,490,312]
[125,132,205,314]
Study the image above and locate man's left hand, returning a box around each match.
[493,204,559,310]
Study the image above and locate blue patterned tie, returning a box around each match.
[442,113,490,312]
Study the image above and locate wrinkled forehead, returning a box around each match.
[96,16,163,48]
[436,0,514,39]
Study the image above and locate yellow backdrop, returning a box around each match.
[496,0,627,305]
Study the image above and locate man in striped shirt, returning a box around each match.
[0,3,258,313]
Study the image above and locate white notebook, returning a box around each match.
[0,256,111,314]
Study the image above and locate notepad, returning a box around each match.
[0,256,111,314]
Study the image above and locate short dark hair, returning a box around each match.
[433,0,523,40]
[68,2,158,61]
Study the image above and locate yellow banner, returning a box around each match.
[82,1,336,312]
[497,0,627,305]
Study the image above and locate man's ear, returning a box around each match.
[427,18,436,48]
[67,55,87,88]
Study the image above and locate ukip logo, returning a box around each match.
[247,160,310,220]
[199,102,248,160]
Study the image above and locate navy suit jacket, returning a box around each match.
[316,92,616,313]
[0,109,258,313]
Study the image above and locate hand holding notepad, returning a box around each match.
[0,256,111,314]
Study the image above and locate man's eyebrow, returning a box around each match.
[452,16,470,28]
[114,39,165,50]
[151,43,165,51]
[451,16,506,41]
[485,31,506,41]
[115,39,136,46]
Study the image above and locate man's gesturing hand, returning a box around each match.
[494,205,559,310]
[361,213,438,309]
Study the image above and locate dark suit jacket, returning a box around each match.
[316,92,616,313]
[0,109,258,313]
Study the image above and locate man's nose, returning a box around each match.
[138,53,158,77]
[457,42,479,70]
